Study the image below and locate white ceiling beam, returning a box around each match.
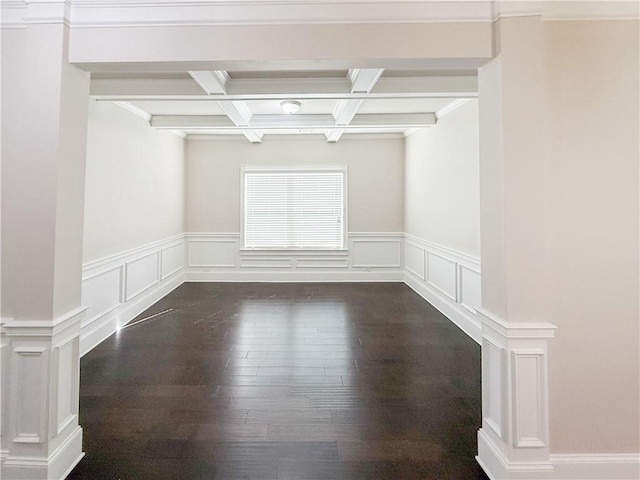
[349,68,384,93]
[372,75,477,95]
[435,98,472,120]
[90,76,477,100]
[151,115,235,129]
[188,70,228,95]
[217,101,264,143]
[91,78,205,97]
[327,68,384,143]
[150,113,436,130]
[239,129,264,143]
[350,113,436,127]
[189,70,262,143]
[112,101,151,122]
[217,101,249,126]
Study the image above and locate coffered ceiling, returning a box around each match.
[92,67,477,142]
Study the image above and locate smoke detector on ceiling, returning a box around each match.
[281,100,301,114]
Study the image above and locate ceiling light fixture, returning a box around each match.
[280,100,301,114]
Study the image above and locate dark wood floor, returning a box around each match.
[69,282,488,480]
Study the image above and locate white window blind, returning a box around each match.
[244,170,345,249]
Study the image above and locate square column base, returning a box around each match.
[1,426,84,480]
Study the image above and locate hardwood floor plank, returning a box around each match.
[68,283,487,480]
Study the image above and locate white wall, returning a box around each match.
[546,20,639,455]
[186,135,404,233]
[404,100,480,258]
[183,135,405,282]
[402,100,482,344]
[80,100,186,355]
[83,101,185,262]
[476,17,639,479]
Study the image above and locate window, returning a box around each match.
[243,168,346,249]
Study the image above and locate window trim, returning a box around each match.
[240,165,349,251]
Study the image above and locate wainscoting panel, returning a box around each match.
[350,235,402,268]
[1,308,85,480]
[239,257,294,269]
[185,233,404,282]
[81,267,122,329]
[426,251,457,301]
[404,234,481,344]
[161,242,185,280]
[10,346,48,443]
[477,309,556,479]
[512,350,546,448]
[188,236,238,268]
[459,265,481,314]
[125,252,160,302]
[80,235,185,356]
[295,257,349,269]
[404,241,426,280]
[484,337,504,439]
[55,337,78,435]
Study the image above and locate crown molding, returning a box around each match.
[496,1,639,22]
[3,1,636,32]
[1,0,72,27]
[66,1,495,28]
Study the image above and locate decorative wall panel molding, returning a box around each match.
[54,337,79,436]
[80,266,123,329]
[404,241,426,280]
[124,252,160,302]
[476,308,557,479]
[350,235,402,268]
[459,264,482,315]
[187,234,238,268]
[80,235,185,356]
[403,233,481,344]
[483,337,504,440]
[161,242,185,280]
[0,308,86,480]
[184,232,404,282]
[10,346,48,444]
[426,251,457,301]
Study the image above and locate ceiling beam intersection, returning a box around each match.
[326,68,384,143]
[189,70,263,143]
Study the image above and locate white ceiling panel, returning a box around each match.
[228,70,348,79]
[242,99,336,116]
[129,100,226,116]
[358,98,452,114]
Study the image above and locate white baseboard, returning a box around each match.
[550,453,640,479]
[478,420,640,480]
[185,270,404,283]
[405,271,481,344]
[477,428,554,480]
[1,426,83,480]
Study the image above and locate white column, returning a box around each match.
[1,2,90,478]
[476,16,556,478]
